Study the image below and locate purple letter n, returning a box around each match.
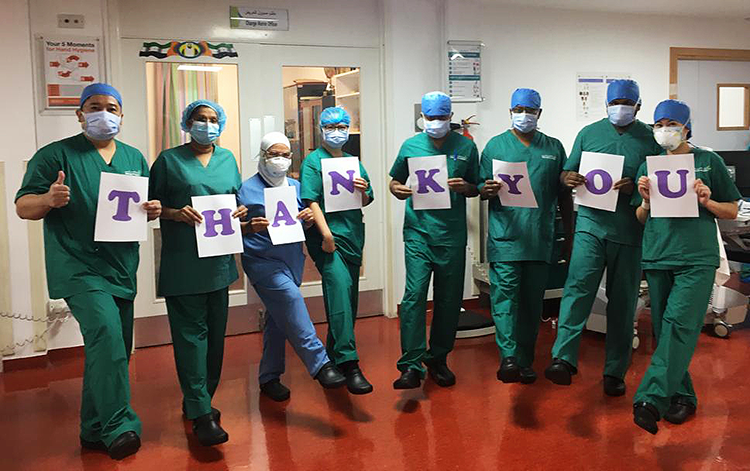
[202,208,235,237]
[108,190,140,222]
[654,169,689,198]
[329,170,356,195]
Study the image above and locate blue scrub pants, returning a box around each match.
[253,268,329,385]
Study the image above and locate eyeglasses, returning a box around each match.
[322,124,349,131]
[265,151,292,158]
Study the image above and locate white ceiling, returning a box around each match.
[476,0,750,20]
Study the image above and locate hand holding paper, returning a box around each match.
[94,172,149,242]
[492,160,538,208]
[575,152,624,212]
[264,186,306,245]
[647,153,698,218]
[192,194,244,258]
[408,155,451,210]
[322,157,363,213]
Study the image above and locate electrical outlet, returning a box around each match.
[58,14,85,29]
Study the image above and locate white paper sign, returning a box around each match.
[192,194,244,258]
[575,152,625,212]
[264,186,305,245]
[408,155,451,210]
[493,160,538,208]
[647,153,698,218]
[321,157,362,213]
[94,172,148,242]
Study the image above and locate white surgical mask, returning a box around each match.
[511,112,538,134]
[323,129,349,149]
[654,126,685,151]
[266,156,291,176]
[424,118,451,139]
[607,104,636,127]
[83,111,121,141]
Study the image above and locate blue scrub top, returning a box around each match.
[236,174,306,286]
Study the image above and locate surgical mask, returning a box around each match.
[83,111,121,141]
[607,104,636,127]
[322,129,349,149]
[654,126,685,151]
[511,112,538,134]
[264,156,291,176]
[424,118,451,139]
[189,121,220,145]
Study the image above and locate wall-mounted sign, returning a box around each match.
[576,72,631,121]
[447,40,483,103]
[230,7,289,31]
[139,41,238,60]
[41,36,102,108]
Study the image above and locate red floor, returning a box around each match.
[1,314,749,471]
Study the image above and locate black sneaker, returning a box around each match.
[520,366,537,384]
[393,369,422,389]
[193,413,229,446]
[424,359,456,387]
[340,361,374,395]
[544,358,576,386]
[497,356,521,383]
[633,402,660,435]
[603,375,626,397]
[664,396,696,424]
[107,431,141,460]
[260,378,291,402]
[315,361,347,389]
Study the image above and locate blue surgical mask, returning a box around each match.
[323,129,349,149]
[511,112,538,134]
[190,121,220,145]
[83,111,121,141]
[607,104,636,127]
[424,118,451,139]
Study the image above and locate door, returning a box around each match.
[116,40,385,346]
[677,59,750,151]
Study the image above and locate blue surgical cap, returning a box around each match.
[654,99,692,138]
[607,79,641,105]
[181,100,227,134]
[511,88,541,109]
[421,91,452,117]
[80,83,122,108]
[320,107,351,126]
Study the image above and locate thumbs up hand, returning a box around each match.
[46,171,70,208]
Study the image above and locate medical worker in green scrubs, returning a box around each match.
[300,107,375,395]
[15,83,161,460]
[389,91,479,390]
[149,100,246,446]
[545,79,663,396]
[479,88,572,384]
[631,100,739,434]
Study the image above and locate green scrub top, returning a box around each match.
[564,118,663,247]
[631,147,741,269]
[389,132,480,247]
[15,133,149,301]
[299,147,374,265]
[479,130,567,263]
[149,144,241,297]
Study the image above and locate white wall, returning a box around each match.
[444,1,750,154]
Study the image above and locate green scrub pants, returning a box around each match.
[490,261,549,367]
[65,290,142,446]
[634,266,715,415]
[165,287,229,420]
[551,231,642,379]
[314,250,361,366]
[397,241,465,376]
